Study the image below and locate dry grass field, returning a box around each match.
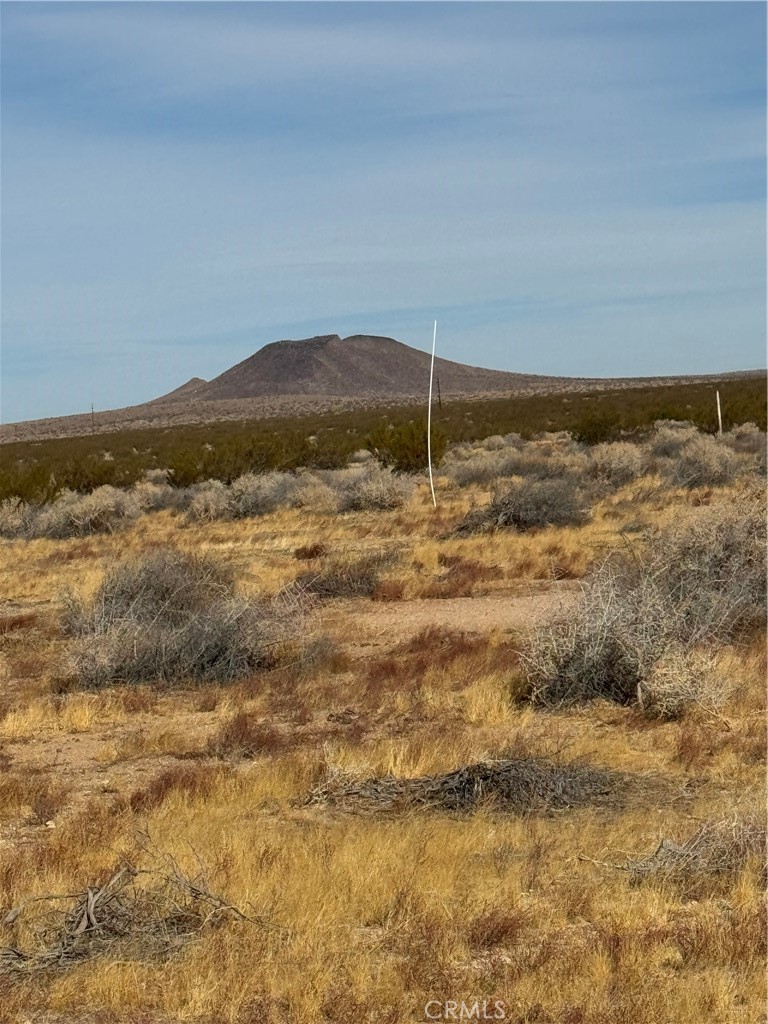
[0,425,764,1024]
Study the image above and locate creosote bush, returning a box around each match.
[366,419,447,474]
[62,549,295,688]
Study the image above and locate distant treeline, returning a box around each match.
[1,375,765,503]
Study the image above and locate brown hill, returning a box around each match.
[153,334,557,403]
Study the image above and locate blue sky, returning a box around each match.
[1,2,765,423]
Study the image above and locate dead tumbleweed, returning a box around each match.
[305,757,645,816]
[0,857,253,976]
[625,818,765,882]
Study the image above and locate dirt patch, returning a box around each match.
[319,581,579,654]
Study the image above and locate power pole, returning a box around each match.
[91,404,95,433]
[436,377,442,410]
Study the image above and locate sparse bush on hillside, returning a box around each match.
[454,479,590,535]
[523,496,765,711]
[63,549,295,687]
[649,494,766,639]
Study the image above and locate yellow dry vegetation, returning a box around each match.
[0,472,763,1023]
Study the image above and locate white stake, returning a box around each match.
[427,320,437,508]
[716,390,723,437]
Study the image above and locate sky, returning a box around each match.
[1,2,765,423]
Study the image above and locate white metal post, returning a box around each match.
[716,390,723,437]
[427,320,437,508]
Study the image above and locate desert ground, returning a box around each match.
[0,423,764,1023]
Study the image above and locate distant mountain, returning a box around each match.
[152,334,555,403]
[3,330,761,444]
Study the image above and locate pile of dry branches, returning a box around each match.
[0,858,251,976]
[305,757,633,815]
[625,818,765,881]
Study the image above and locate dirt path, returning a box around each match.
[320,581,580,654]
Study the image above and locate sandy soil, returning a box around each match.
[320,582,579,654]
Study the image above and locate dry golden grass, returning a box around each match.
[0,473,763,1023]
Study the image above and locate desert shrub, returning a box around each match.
[524,496,765,709]
[63,549,293,687]
[422,553,504,598]
[444,437,590,488]
[366,419,448,474]
[28,486,142,539]
[348,448,373,465]
[445,451,505,487]
[0,498,31,539]
[649,494,766,638]
[337,464,413,512]
[667,435,737,488]
[454,479,590,535]
[206,712,290,758]
[500,447,590,481]
[132,480,184,513]
[647,421,701,458]
[288,472,339,513]
[479,434,507,451]
[638,648,724,719]
[293,552,394,599]
[591,441,647,486]
[185,480,232,523]
[570,408,622,445]
[722,422,767,456]
[229,471,297,517]
[143,468,171,485]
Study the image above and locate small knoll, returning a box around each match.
[150,377,208,404]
